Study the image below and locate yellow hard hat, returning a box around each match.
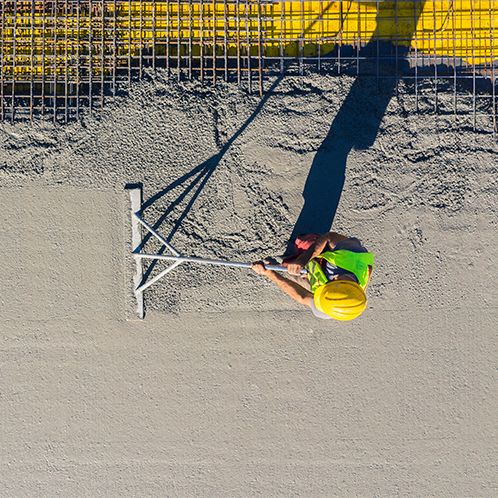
[314,280,367,321]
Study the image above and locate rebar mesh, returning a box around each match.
[1,1,497,130]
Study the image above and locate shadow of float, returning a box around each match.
[137,75,283,284]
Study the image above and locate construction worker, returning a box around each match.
[252,232,374,320]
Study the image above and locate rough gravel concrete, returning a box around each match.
[1,70,497,496]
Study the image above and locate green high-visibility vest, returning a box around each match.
[305,250,374,293]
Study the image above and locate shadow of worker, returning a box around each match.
[286,0,426,253]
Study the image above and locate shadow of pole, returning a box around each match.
[286,0,426,254]
[138,75,283,284]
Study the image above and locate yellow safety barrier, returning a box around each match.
[0,1,496,80]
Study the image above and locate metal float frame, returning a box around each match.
[127,184,291,318]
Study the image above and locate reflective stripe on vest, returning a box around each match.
[305,249,374,293]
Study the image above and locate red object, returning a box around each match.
[294,233,320,251]
[283,233,320,264]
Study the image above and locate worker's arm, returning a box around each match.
[287,232,349,275]
[252,263,313,307]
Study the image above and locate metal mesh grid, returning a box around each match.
[1,1,497,130]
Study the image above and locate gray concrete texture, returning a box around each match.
[1,72,497,496]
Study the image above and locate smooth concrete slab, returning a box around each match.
[0,309,496,496]
[1,71,498,496]
[0,187,124,322]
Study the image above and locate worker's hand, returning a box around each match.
[252,261,270,276]
[287,262,304,276]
